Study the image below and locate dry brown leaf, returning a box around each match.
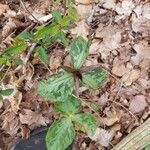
[71,20,89,37]
[0,3,9,16]
[122,69,141,86]
[129,95,148,114]
[100,109,121,126]
[2,111,20,136]
[75,4,93,19]
[131,41,150,66]
[19,109,48,127]
[112,57,127,77]
[0,101,3,109]
[75,0,94,4]
[90,128,114,147]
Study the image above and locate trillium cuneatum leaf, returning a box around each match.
[74,113,97,136]
[70,36,89,69]
[46,118,75,150]
[37,72,74,102]
[35,46,49,64]
[82,68,108,90]
[0,88,13,96]
[54,95,82,115]
[2,43,28,59]
[52,10,62,24]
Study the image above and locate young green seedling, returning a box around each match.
[38,36,108,102]
[0,8,78,66]
[46,95,97,150]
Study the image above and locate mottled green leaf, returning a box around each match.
[2,43,28,59]
[35,46,49,64]
[46,118,75,150]
[54,95,82,115]
[82,68,108,90]
[52,10,62,24]
[70,36,89,69]
[16,32,33,41]
[37,72,74,102]
[74,113,97,136]
[0,88,14,96]
[145,144,150,150]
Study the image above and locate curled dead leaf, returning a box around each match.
[75,0,95,4]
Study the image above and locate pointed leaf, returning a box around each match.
[2,43,28,59]
[16,32,33,41]
[70,36,89,69]
[54,95,82,115]
[35,46,49,64]
[82,68,108,90]
[74,113,97,136]
[37,72,74,102]
[34,24,59,40]
[46,118,75,150]
[57,31,69,46]
[67,7,79,22]
[0,89,14,96]
[52,10,62,24]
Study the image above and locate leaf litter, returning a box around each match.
[0,0,150,149]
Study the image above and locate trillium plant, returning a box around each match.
[37,36,108,150]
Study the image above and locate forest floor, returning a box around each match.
[0,0,150,149]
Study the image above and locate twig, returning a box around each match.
[0,66,11,83]
[19,0,40,23]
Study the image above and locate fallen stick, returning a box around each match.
[113,118,150,150]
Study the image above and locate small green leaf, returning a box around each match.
[59,16,71,27]
[16,32,33,41]
[52,10,62,24]
[70,36,89,69]
[57,31,69,46]
[82,68,108,90]
[0,57,7,65]
[0,89,14,96]
[2,43,28,59]
[54,95,82,115]
[37,72,74,102]
[46,118,75,150]
[67,7,79,22]
[35,46,49,64]
[74,113,97,136]
[34,24,59,40]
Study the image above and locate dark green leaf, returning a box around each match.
[0,89,14,96]
[35,46,49,64]
[82,68,108,90]
[74,113,97,136]
[37,72,74,102]
[70,36,89,69]
[46,118,75,150]
[54,95,82,115]
[2,43,28,59]
[52,10,62,24]
[16,32,33,41]
[57,31,69,46]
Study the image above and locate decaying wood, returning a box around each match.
[113,118,150,150]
